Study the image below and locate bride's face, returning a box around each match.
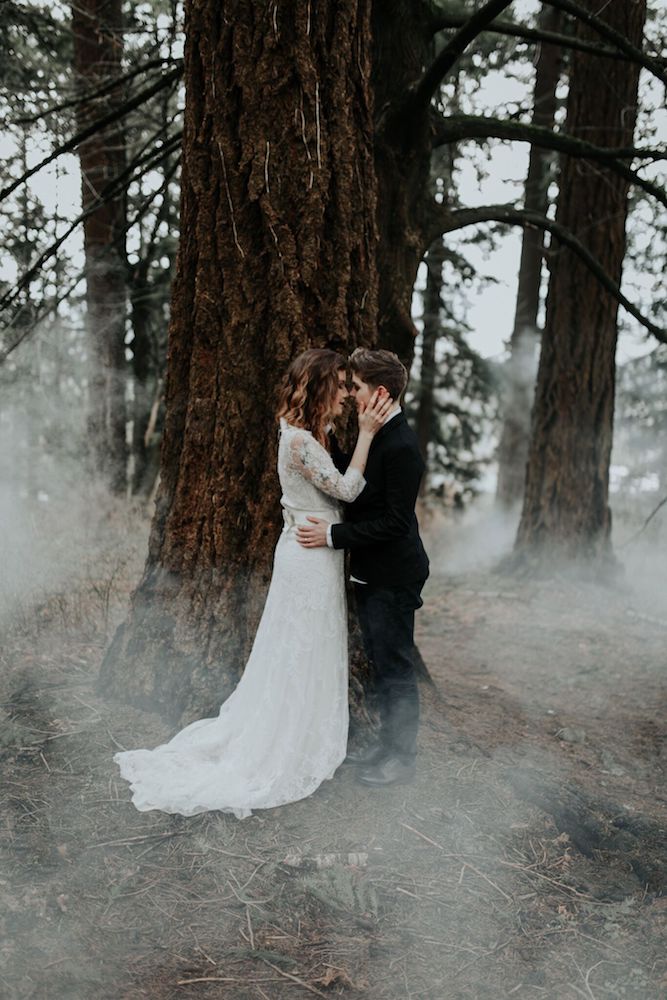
[329,369,350,419]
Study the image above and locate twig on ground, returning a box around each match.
[399,822,444,850]
[498,860,594,899]
[259,958,329,998]
[176,976,278,985]
[460,861,513,903]
[87,831,187,849]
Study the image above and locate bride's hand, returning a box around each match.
[358,390,394,435]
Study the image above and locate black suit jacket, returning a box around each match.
[330,412,429,586]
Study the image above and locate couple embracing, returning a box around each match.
[115,348,429,819]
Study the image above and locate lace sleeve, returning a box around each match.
[287,431,365,502]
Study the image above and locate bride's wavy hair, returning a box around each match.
[276,348,347,446]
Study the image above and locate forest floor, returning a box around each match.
[1,500,666,1000]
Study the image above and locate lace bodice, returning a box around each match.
[278,418,365,512]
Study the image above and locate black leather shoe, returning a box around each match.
[356,755,416,787]
[344,743,387,766]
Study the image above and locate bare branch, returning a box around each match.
[429,8,654,65]
[433,203,665,342]
[409,0,515,114]
[0,132,183,324]
[545,0,667,88]
[432,113,666,161]
[0,156,181,366]
[0,67,181,204]
[7,56,183,128]
[129,157,181,285]
[620,494,667,548]
[432,114,667,209]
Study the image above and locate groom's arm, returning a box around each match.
[330,444,422,549]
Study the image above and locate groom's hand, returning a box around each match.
[296,517,329,548]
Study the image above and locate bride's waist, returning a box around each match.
[280,502,339,529]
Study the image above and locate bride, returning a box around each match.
[113,348,392,818]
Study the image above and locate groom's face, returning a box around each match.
[350,374,375,411]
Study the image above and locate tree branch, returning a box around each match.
[410,0,515,114]
[0,132,182,325]
[545,0,667,88]
[432,114,667,209]
[433,203,665,342]
[429,8,656,66]
[7,56,183,127]
[0,67,181,204]
[129,157,181,285]
[0,156,181,367]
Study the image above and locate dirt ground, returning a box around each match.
[1,503,666,999]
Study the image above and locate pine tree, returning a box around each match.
[514,0,648,567]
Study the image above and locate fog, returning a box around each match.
[1,348,666,999]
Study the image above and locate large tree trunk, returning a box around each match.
[371,1,438,366]
[72,0,128,493]
[99,0,378,723]
[495,8,563,510]
[514,0,646,566]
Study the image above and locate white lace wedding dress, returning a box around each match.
[114,419,365,819]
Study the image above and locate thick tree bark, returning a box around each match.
[495,7,562,510]
[72,0,128,493]
[371,0,438,365]
[99,0,378,723]
[514,0,646,566]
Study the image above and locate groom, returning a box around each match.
[296,348,429,787]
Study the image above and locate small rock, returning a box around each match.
[556,726,586,744]
[600,750,626,776]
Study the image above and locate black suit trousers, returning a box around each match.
[354,578,426,761]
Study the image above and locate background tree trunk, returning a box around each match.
[99,0,378,723]
[371,0,438,366]
[416,237,446,481]
[72,0,128,493]
[495,7,563,510]
[514,0,647,566]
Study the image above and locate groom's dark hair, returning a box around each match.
[349,348,408,401]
